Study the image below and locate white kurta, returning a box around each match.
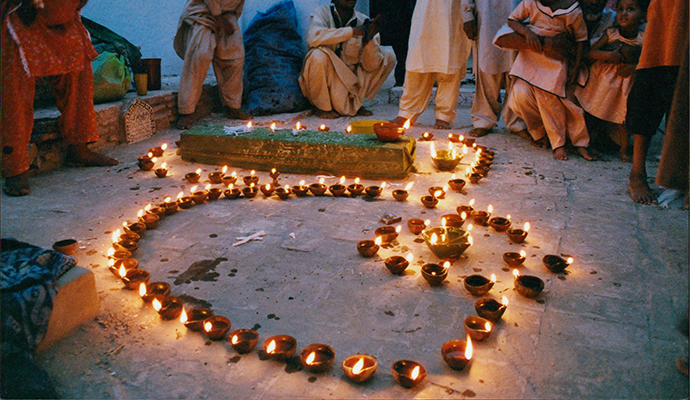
[298,5,396,116]
[174,0,245,113]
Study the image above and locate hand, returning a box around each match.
[216,16,235,36]
[617,63,636,77]
[32,0,44,9]
[463,20,477,41]
[543,34,573,61]
[525,31,542,51]
[368,15,381,38]
[618,43,641,64]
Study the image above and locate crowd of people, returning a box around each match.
[1,0,686,207]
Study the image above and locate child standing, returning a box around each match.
[496,0,593,160]
[575,0,646,162]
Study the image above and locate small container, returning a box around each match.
[391,360,426,388]
[184,308,214,331]
[264,335,297,360]
[328,184,347,197]
[202,315,231,340]
[138,156,154,171]
[177,196,194,209]
[464,275,494,296]
[275,187,292,200]
[185,172,200,183]
[373,122,404,142]
[207,187,223,200]
[514,275,545,298]
[441,214,465,228]
[489,217,511,232]
[300,343,335,373]
[308,183,327,196]
[292,185,309,197]
[374,226,398,243]
[208,172,224,184]
[392,189,409,201]
[448,178,466,192]
[543,255,569,273]
[347,183,364,197]
[110,258,139,278]
[52,239,78,255]
[243,175,259,186]
[428,186,446,199]
[357,240,379,258]
[242,186,258,198]
[475,298,507,321]
[471,210,491,226]
[121,269,150,290]
[191,190,208,204]
[421,263,448,286]
[224,188,242,200]
[139,213,160,229]
[222,175,237,186]
[157,296,184,320]
[407,218,426,235]
[420,195,438,209]
[365,185,382,198]
[464,316,492,341]
[441,340,472,371]
[141,282,170,303]
[342,355,377,383]
[260,184,275,197]
[154,168,168,178]
[507,228,528,243]
[384,255,409,275]
[468,173,482,184]
[503,252,525,267]
[228,329,259,354]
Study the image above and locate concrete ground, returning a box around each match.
[1,78,688,399]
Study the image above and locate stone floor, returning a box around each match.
[1,79,688,399]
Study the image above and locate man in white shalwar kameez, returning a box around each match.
[392,0,472,129]
[174,0,251,129]
[461,0,527,138]
[299,0,396,119]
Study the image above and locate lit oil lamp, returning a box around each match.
[222,171,238,186]
[191,184,209,204]
[503,250,526,267]
[155,162,168,178]
[457,199,475,216]
[375,224,401,243]
[270,122,276,132]
[475,296,508,321]
[275,184,292,200]
[513,269,544,298]
[507,222,530,243]
[224,184,241,199]
[448,133,461,143]
[464,274,496,296]
[462,136,476,147]
[243,170,259,186]
[182,308,214,331]
[139,281,170,303]
[329,176,347,197]
[317,124,330,132]
[441,214,464,228]
[119,265,150,290]
[177,191,194,209]
[300,344,336,373]
[292,180,309,197]
[428,186,446,199]
[421,261,449,286]
[420,194,438,209]
[269,168,280,183]
[467,166,482,183]
[489,214,511,232]
[421,131,433,141]
[471,204,492,226]
[365,181,385,198]
[203,316,231,340]
[260,183,275,197]
[152,296,184,320]
[309,177,327,196]
[385,252,413,275]
[373,122,404,142]
[264,335,297,360]
[472,164,490,177]
[149,144,166,157]
[160,197,178,215]
[430,142,462,171]
[407,218,427,235]
[342,354,377,383]
[392,182,413,201]
[207,187,223,201]
[138,154,154,171]
[109,258,138,278]
[448,176,466,192]
[464,316,492,341]
[294,121,306,130]
[242,183,258,198]
[391,360,426,388]
[543,255,573,273]
[185,168,201,183]
[441,336,473,371]
[208,166,226,184]
[228,329,259,354]
[422,226,472,260]
[138,209,160,230]
[357,236,381,258]
[346,125,352,133]
[347,177,364,197]
[145,203,166,219]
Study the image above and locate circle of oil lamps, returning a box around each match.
[260,183,275,197]
[228,329,259,354]
[207,187,223,201]
[464,316,493,341]
[300,343,336,373]
[441,336,473,371]
[185,169,201,183]
[421,262,449,286]
[391,360,426,388]
[292,180,309,197]
[489,215,512,232]
[242,183,258,198]
[139,281,170,303]
[365,181,386,198]
[309,177,327,196]
[243,170,259,186]
[222,171,238,186]
[153,296,184,320]
[543,255,573,273]
[357,237,381,258]
[507,222,530,243]
[264,335,297,360]
[342,354,377,383]
[224,184,241,199]
[347,178,364,197]
[202,315,231,340]
[475,297,508,321]
[407,218,427,235]
[275,185,292,200]
[182,308,214,331]
[464,274,496,296]
[155,162,168,178]
[374,225,400,243]
[385,253,413,275]
[503,250,527,267]
[513,269,545,298]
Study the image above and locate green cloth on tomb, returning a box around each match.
[179,125,416,179]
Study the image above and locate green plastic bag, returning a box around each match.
[92,51,131,104]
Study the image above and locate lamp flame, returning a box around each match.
[270,122,276,131]
[319,177,325,185]
[430,142,436,158]
[246,121,252,129]
[222,165,228,174]
[352,357,365,375]
[461,211,467,220]
[467,224,473,231]
[267,340,276,354]
[405,252,414,263]
[161,143,168,151]
[204,321,213,332]
[374,236,382,246]
[410,365,420,380]
[433,190,442,198]
[232,335,239,345]
[487,204,493,213]
[306,351,316,365]
[463,145,468,154]
[430,233,438,245]
[190,185,198,193]
[524,222,530,232]
[152,298,162,311]
[490,273,496,283]
[231,171,237,177]
[250,170,255,176]
[567,257,574,264]
[148,152,153,158]
[520,250,527,257]
[381,182,386,189]
[108,259,114,268]
[164,196,171,203]
[424,219,430,226]
[119,265,127,278]
[354,177,360,184]
[265,184,271,190]
[443,261,450,271]
[250,183,255,189]
[177,191,184,200]
[346,125,352,133]
[299,180,305,186]
[468,235,473,246]
[145,204,152,212]
[448,142,453,151]
[502,296,509,306]
[139,282,146,297]
[196,168,201,175]
[469,199,475,206]
[229,184,234,190]
[161,162,167,169]
[295,121,301,130]
[180,308,188,324]
[442,217,447,227]
[320,124,326,131]
[485,321,492,332]
[402,119,410,130]
[107,247,115,257]
[395,225,402,233]
[513,269,520,278]
[506,214,511,221]
[112,230,119,243]
[465,335,473,360]
[340,176,345,184]
[284,184,290,190]
[205,184,211,191]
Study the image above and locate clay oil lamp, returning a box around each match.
[317,124,330,132]
[268,168,280,184]
[467,172,483,184]
[543,255,573,273]
[420,131,433,141]
[373,122,404,142]
[421,261,449,286]
[242,183,258,198]
[365,181,385,198]
[357,236,381,258]
[275,185,292,200]
[52,239,78,255]
[264,335,297,361]
[441,336,473,371]
[342,354,377,383]
[119,266,150,290]
[448,176,466,192]
[149,143,167,157]
[420,195,438,209]
[428,186,446,199]
[208,165,227,184]
[475,296,508,322]
[391,360,426,388]
[392,182,413,201]
[503,250,526,267]
[182,308,214,331]
[145,203,166,219]
[507,222,530,244]
[152,296,184,320]
[139,281,170,303]
[464,316,493,341]
[309,177,327,196]
[422,226,472,260]
[385,253,413,275]
[347,177,364,197]
[464,274,496,296]
[448,133,462,143]
[115,238,138,255]
[224,184,242,199]
[109,258,138,278]
[407,218,428,235]
[430,142,462,171]
[472,164,490,177]
[478,151,494,161]
[185,168,201,184]
[375,225,401,243]
[457,199,475,216]
[477,157,492,168]
[260,183,275,197]
[160,197,178,215]
[207,187,223,201]
[191,185,208,204]
[107,246,131,262]
[222,171,238,186]
[117,228,140,243]
[513,269,545,298]
[300,344,336,373]
[489,214,512,232]
[138,209,160,230]
[177,191,194,209]
[137,154,154,171]
[462,136,476,147]
[293,180,310,197]
[471,204,492,226]
[243,170,259,186]
[228,329,259,354]
[441,214,465,228]
[203,316,231,340]
[154,162,168,178]
[328,176,347,197]
[294,121,307,131]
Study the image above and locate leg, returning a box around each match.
[397,71,435,125]
[177,23,216,128]
[502,75,529,137]
[507,79,549,146]
[433,71,463,129]
[213,29,252,120]
[562,95,595,161]
[628,133,656,204]
[299,49,341,118]
[469,69,502,136]
[615,124,631,162]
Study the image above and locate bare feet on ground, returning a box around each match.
[177,114,200,130]
[314,108,340,119]
[390,116,408,126]
[553,147,568,160]
[576,147,596,161]
[356,106,373,116]
[3,171,30,196]
[226,108,253,120]
[468,127,491,137]
[434,119,451,129]
[512,129,532,141]
[628,174,657,204]
[67,144,119,167]
[531,136,550,149]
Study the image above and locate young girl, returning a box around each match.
[500,0,593,160]
[574,0,646,162]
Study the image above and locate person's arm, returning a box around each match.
[586,32,624,63]
[507,19,541,51]
[306,7,357,48]
[461,0,477,41]
[567,40,585,84]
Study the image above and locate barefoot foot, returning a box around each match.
[628,174,657,204]
[314,108,340,119]
[553,147,568,160]
[531,136,549,149]
[391,116,409,126]
[512,129,532,141]
[434,119,451,129]
[226,107,253,120]
[67,144,119,167]
[177,114,200,130]
[356,106,373,116]
[3,171,30,196]
[468,127,491,137]
[576,147,596,161]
